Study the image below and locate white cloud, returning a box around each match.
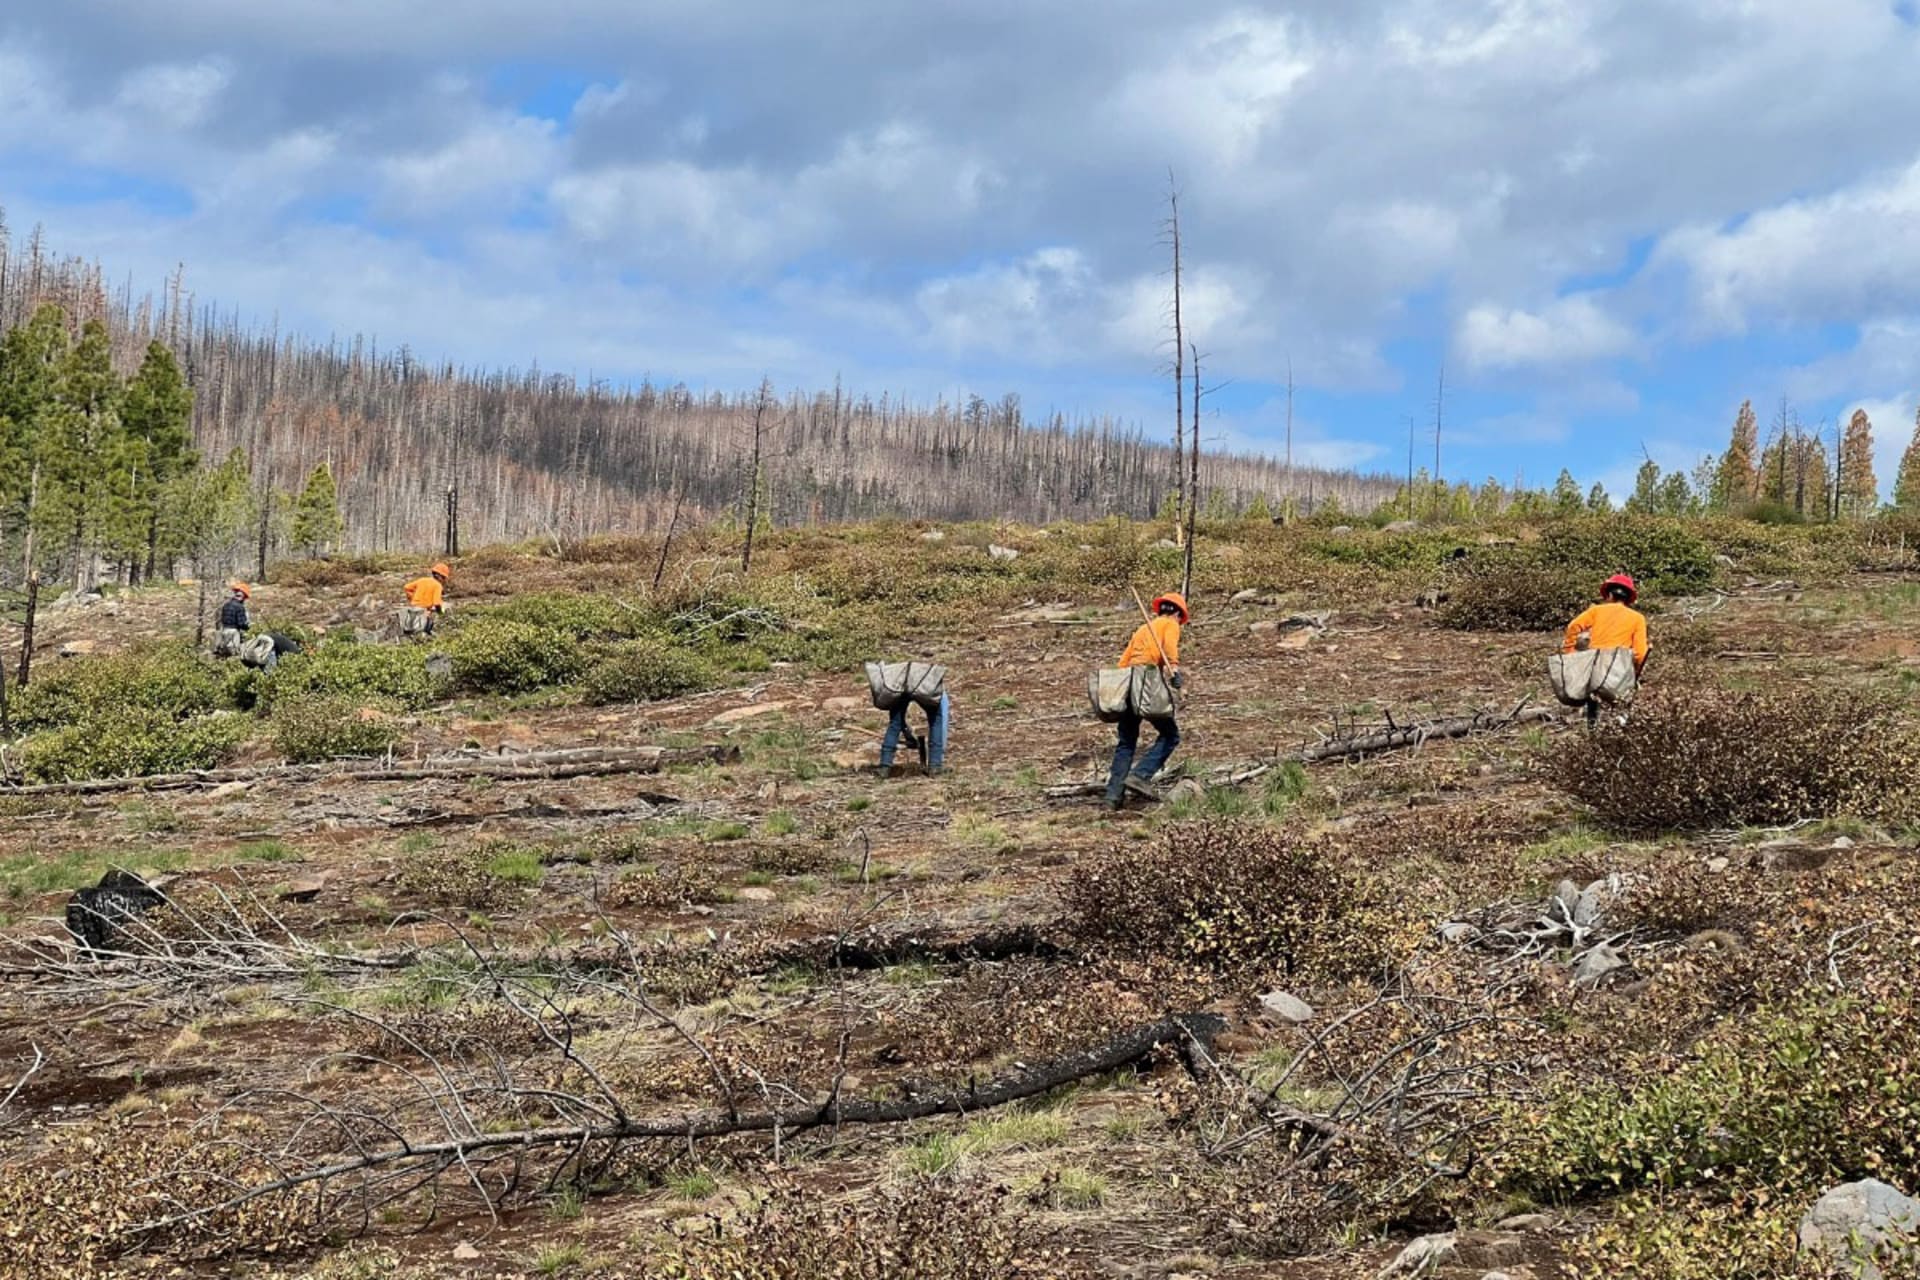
[116,60,230,129]
[380,114,558,217]
[1455,294,1635,370]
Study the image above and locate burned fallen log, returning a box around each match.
[0,744,739,797]
[757,924,1070,972]
[125,1010,1226,1239]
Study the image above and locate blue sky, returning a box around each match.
[4,0,1920,499]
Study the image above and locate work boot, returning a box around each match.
[1105,793,1124,812]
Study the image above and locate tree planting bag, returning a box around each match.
[1088,667,1133,723]
[866,660,947,711]
[1129,665,1176,718]
[1547,649,1597,706]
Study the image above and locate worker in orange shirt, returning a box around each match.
[1563,574,1649,725]
[1105,591,1187,810]
[402,562,452,635]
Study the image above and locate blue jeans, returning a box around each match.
[1107,713,1179,801]
[881,694,949,769]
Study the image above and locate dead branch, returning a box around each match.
[0,744,738,797]
[125,1011,1225,1240]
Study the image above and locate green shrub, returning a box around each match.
[447,619,585,694]
[1548,679,1920,833]
[260,640,444,712]
[1531,517,1717,596]
[20,710,249,782]
[12,646,223,731]
[581,642,719,705]
[479,592,640,640]
[393,845,528,911]
[1061,820,1404,978]
[270,694,404,763]
[1438,566,1591,632]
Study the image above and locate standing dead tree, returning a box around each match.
[1183,341,1202,598]
[741,377,774,575]
[1165,174,1186,535]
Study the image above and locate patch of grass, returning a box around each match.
[549,1185,584,1221]
[846,796,872,813]
[990,695,1019,711]
[952,812,1016,854]
[705,821,749,843]
[484,844,545,885]
[959,1106,1069,1155]
[882,959,940,987]
[898,1132,965,1177]
[764,810,799,836]
[666,1169,720,1201]
[1260,762,1309,818]
[1022,1166,1107,1211]
[533,1242,587,1275]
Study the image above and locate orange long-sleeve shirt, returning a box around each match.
[1118,616,1181,669]
[1563,601,1649,665]
[404,576,445,610]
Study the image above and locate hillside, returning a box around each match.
[5,514,1920,1276]
[0,218,1398,554]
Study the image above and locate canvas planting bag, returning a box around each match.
[1129,665,1176,718]
[866,660,947,711]
[239,634,277,668]
[1088,667,1133,722]
[212,627,243,658]
[1547,649,1597,706]
[1548,647,1637,707]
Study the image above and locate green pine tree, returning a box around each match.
[1624,459,1662,514]
[1243,493,1272,523]
[120,341,196,574]
[1586,482,1610,513]
[36,319,127,589]
[0,305,70,531]
[1550,469,1584,516]
[1711,399,1760,510]
[289,462,345,557]
[1655,471,1695,516]
[1895,406,1920,512]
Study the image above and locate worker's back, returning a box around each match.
[1118,615,1181,669]
[404,576,444,609]
[1566,600,1647,660]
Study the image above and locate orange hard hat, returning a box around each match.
[1151,591,1190,623]
[1602,573,1638,603]
[229,581,251,599]
[431,563,452,581]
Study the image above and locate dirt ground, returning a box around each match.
[3,548,1915,1279]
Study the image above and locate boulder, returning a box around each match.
[57,639,98,658]
[1275,627,1316,650]
[737,886,778,903]
[1230,588,1268,605]
[1249,620,1280,637]
[988,544,1020,561]
[1327,524,1354,535]
[1382,520,1420,534]
[1571,943,1626,987]
[919,529,947,542]
[822,695,867,714]
[1798,1179,1920,1279]
[277,874,330,904]
[708,701,793,727]
[1258,990,1315,1024]
[1495,1213,1555,1233]
[1439,922,1477,944]
[1377,1233,1455,1276]
[1153,538,1180,550]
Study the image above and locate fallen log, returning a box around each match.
[757,924,1071,972]
[125,1010,1226,1237]
[0,744,740,798]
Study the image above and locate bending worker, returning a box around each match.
[1106,590,1187,810]
[402,562,452,634]
[1562,573,1650,724]
[219,581,252,633]
[880,686,950,776]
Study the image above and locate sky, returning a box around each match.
[3,0,1920,500]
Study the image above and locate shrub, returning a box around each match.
[1061,820,1401,978]
[1532,517,1717,596]
[259,640,444,712]
[655,1179,1092,1280]
[446,618,585,694]
[20,710,249,782]
[1548,680,1920,833]
[393,845,528,911]
[1437,566,1591,631]
[580,642,720,705]
[479,592,640,640]
[270,694,403,763]
[12,645,223,731]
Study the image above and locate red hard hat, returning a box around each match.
[1151,592,1191,623]
[1603,574,1638,602]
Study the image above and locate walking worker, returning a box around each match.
[1562,574,1650,724]
[1105,590,1187,809]
[880,686,950,775]
[401,562,452,635]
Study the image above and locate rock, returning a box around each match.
[1275,627,1315,650]
[424,653,453,682]
[277,874,330,904]
[1832,835,1856,849]
[1454,1233,1527,1269]
[1153,538,1180,550]
[57,639,98,658]
[737,886,777,903]
[1382,520,1420,534]
[1327,525,1354,535]
[1495,1212,1555,1233]
[920,529,947,542]
[1258,990,1315,1024]
[1705,855,1730,873]
[1799,1179,1920,1279]
[1439,922,1477,944]
[1715,553,1738,568]
[1378,1233,1455,1276]
[1571,882,1606,927]
[1230,588,1267,604]
[988,543,1020,561]
[1164,778,1206,806]
[451,1241,481,1261]
[822,695,867,714]
[1571,943,1626,986]
[1551,879,1581,918]
[708,701,792,726]
[1249,620,1280,636]
[206,781,251,801]
[830,751,871,769]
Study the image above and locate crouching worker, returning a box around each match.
[213,582,252,657]
[864,660,950,775]
[1560,574,1649,726]
[1104,591,1187,810]
[400,562,451,637]
[240,631,304,675]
